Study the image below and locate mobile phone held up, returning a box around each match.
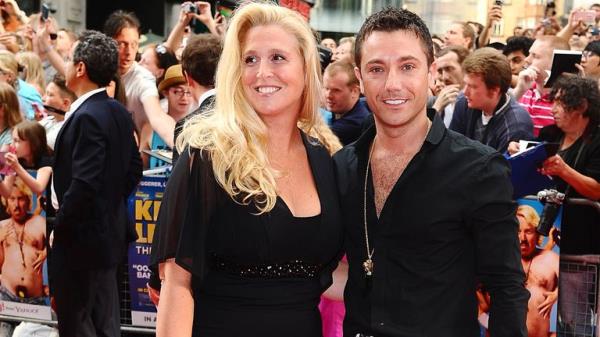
[216,0,236,18]
[41,3,50,22]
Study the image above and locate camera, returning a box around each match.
[317,45,332,73]
[182,2,197,14]
[536,189,565,236]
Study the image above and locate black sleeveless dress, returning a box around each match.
[151,133,343,337]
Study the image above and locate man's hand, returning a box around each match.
[517,65,547,91]
[432,84,460,112]
[575,63,586,78]
[177,2,195,27]
[507,141,520,155]
[32,249,47,273]
[537,288,558,318]
[195,2,213,25]
[486,4,502,27]
[0,33,18,53]
[567,7,587,31]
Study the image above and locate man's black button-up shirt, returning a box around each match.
[334,113,529,337]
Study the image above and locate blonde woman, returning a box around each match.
[0,50,43,120]
[16,51,46,95]
[0,82,23,146]
[151,2,343,337]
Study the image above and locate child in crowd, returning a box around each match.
[0,120,51,197]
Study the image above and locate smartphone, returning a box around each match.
[41,3,50,22]
[573,10,596,26]
[216,0,235,18]
[495,0,503,6]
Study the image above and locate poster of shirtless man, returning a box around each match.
[0,178,49,319]
[478,202,559,337]
[517,204,559,337]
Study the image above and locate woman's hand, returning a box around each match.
[540,155,569,177]
[4,152,19,170]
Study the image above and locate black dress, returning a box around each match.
[151,133,343,337]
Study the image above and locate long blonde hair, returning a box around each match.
[177,2,341,213]
[0,82,24,129]
[16,52,46,94]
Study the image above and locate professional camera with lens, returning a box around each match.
[317,45,332,72]
[536,189,565,236]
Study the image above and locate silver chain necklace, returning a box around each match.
[362,138,376,277]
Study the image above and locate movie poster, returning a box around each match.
[0,173,51,321]
[478,198,561,337]
[127,176,166,327]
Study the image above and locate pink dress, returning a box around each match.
[318,256,347,337]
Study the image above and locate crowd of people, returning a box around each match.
[0,0,598,337]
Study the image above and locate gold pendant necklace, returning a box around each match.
[362,138,376,277]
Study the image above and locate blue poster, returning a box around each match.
[127,176,166,327]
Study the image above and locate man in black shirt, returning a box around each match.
[333,8,529,337]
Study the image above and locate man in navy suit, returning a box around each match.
[51,30,142,337]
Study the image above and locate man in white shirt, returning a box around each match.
[103,10,175,148]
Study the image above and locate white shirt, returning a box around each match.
[198,88,216,109]
[121,62,159,130]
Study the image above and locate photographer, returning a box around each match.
[509,75,600,337]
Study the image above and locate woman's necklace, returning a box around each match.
[362,138,376,277]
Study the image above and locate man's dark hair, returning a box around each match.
[354,7,433,68]
[584,41,600,62]
[503,36,534,57]
[51,74,77,102]
[73,31,119,87]
[103,10,140,38]
[181,34,222,88]
[550,76,600,124]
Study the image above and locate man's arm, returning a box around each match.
[141,95,176,149]
[478,4,502,48]
[468,153,529,337]
[557,8,584,41]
